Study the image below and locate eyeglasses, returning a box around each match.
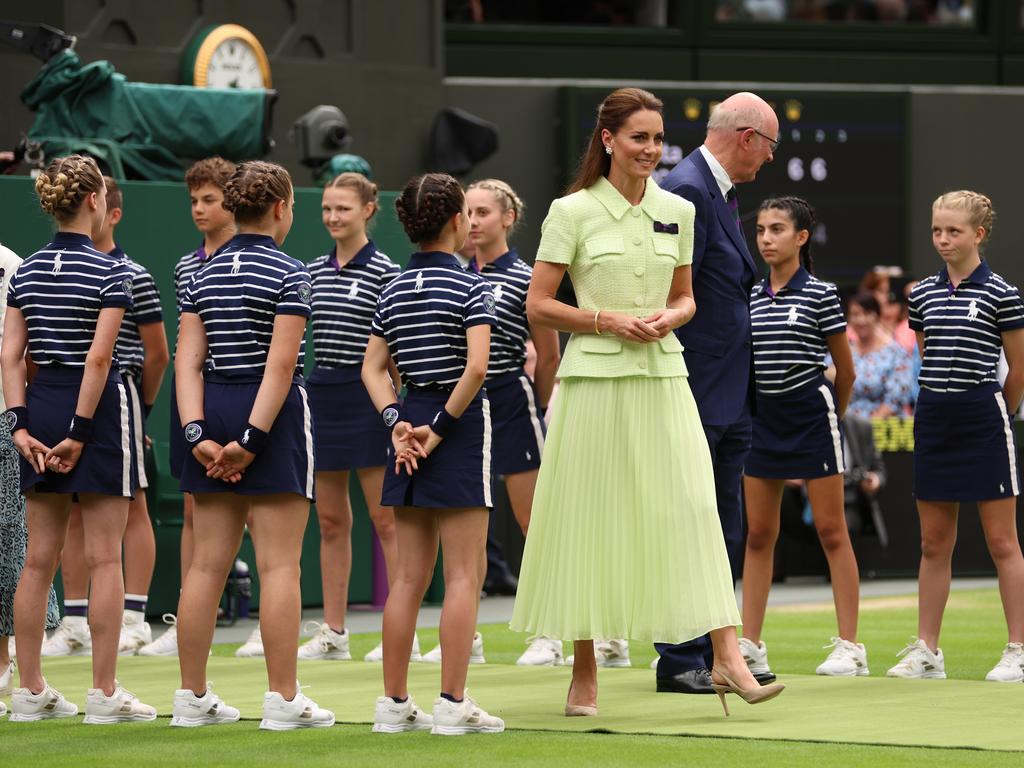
[736,126,780,152]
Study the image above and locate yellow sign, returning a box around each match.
[872,417,914,453]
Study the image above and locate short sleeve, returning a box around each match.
[6,270,19,310]
[101,262,135,309]
[370,303,386,338]
[675,199,695,267]
[907,287,924,332]
[180,278,198,315]
[464,278,497,329]
[996,286,1024,333]
[535,197,578,266]
[382,259,401,289]
[130,268,163,325]
[277,265,313,318]
[817,284,846,337]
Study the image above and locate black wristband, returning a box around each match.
[238,423,269,454]
[430,408,459,439]
[183,420,208,445]
[67,415,94,443]
[142,402,153,421]
[381,402,403,430]
[4,406,28,434]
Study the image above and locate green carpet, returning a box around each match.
[28,655,1024,752]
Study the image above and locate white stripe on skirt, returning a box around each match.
[481,397,493,508]
[298,386,315,500]
[518,374,546,457]
[116,382,132,497]
[124,376,148,489]
[994,392,1020,496]
[817,384,845,474]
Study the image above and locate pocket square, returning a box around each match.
[653,221,679,234]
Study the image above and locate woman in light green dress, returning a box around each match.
[510,88,784,717]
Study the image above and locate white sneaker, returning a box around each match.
[886,638,946,679]
[431,694,504,735]
[137,614,178,657]
[985,642,1024,683]
[259,687,335,731]
[170,685,241,727]
[41,617,91,657]
[516,636,563,666]
[738,637,772,676]
[84,685,157,724]
[816,637,870,676]
[235,626,265,658]
[364,633,422,662]
[10,681,79,721]
[566,639,632,668]
[297,622,351,660]
[0,660,14,696]
[0,700,6,717]
[420,632,486,665]
[372,696,433,733]
[118,611,152,656]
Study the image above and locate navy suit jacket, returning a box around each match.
[662,149,756,426]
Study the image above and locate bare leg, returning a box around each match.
[180,492,195,581]
[314,471,352,631]
[357,466,397,587]
[978,498,1024,644]
[14,492,71,693]
[569,640,597,708]
[740,476,784,644]
[77,493,130,694]
[437,507,489,699]
[60,505,90,601]
[710,626,761,689]
[382,507,438,700]
[504,470,539,537]
[248,494,309,698]
[916,500,958,651]
[806,474,860,642]
[177,493,247,695]
[0,636,9,667]
[123,493,156,598]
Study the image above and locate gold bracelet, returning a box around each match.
[594,310,602,335]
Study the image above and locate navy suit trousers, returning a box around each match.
[654,406,751,676]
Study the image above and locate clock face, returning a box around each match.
[207,39,265,89]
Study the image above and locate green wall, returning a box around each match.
[0,175,416,615]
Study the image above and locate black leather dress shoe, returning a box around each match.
[482,573,518,596]
[655,668,714,694]
[754,670,778,685]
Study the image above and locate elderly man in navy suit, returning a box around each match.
[654,92,780,695]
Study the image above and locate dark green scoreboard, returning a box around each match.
[562,87,909,286]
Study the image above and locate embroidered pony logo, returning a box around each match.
[231,253,241,275]
[967,299,979,321]
[242,428,251,445]
[787,306,799,326]
[414,272,424,292]
[52,251,63,274]
[348,280,359,299]
[493,284,504,303]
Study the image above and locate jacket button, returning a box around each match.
[634,267,644,277]
[632,237,642,246]
[638,360,647,369]
[634,297,643,306]
[631,207,641,218]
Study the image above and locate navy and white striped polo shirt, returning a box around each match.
[749,266,846,394]
[180,234,312,378]
[6,232,134,367]
[308,239,400,370]
[476,248,532,378]
[110,246,163,378]
[173,244,210,315]
[371,251,496,389]
[908,260,1024,393]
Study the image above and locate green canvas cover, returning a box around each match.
[21,50,275,181]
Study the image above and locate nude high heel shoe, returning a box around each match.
[710,668,785,717]
[565,681,598,717]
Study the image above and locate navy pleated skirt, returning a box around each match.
[307,365,389,472]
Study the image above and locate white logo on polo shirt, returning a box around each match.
[493,284,504,303]
[348,280,359,299]
[967,299,978,321]
[232,253,241,275]
[786,306,799,326]
[52,251,63,274]
[414,273,424,292]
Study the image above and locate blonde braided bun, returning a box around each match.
[467,178,525,235]
[222,161,293,224]
[35,155,104,222]
[395,173,464,244]
[933,190,995,245]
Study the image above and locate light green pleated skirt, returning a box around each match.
[509,375,741,644]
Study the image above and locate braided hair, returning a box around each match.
[758,195,816,275]
[35,155,104,222]
[222,161,293,224]
[466,178,525,236]
[395,173,465,245]
[933,190,995,248]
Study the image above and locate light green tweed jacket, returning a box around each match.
[537,176,695,379]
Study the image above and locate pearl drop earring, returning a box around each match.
[605,145,612,155]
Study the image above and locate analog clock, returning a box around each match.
[182,24,272,89]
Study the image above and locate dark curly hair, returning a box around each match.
[35,155,104,222]
[758,195,817,275]
[222,161,292,224]
[395,173,464,245]
[184,156,236,191]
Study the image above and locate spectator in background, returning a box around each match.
[842,414,888,545]
[843,291,913,419]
